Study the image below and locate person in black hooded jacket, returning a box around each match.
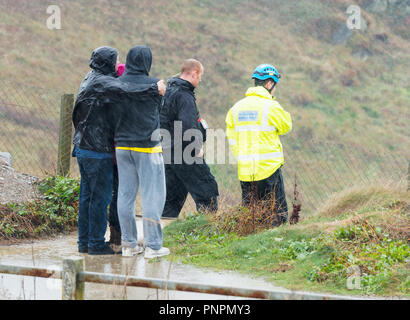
[72,46,164,255]
[114,45,162,149]
[160,59,219,219]
[113,45,170,258]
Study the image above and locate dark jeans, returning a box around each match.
[240,167,288,225]
[108,164,121,232]
[162,161,219,218]
[77,156,113,250]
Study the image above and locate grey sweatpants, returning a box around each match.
[116,149,166,250]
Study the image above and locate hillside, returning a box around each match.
[0,0,409,213]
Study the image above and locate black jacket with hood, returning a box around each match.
[159,77,207,163]
[72,46,158,154]
[114,45,162,148]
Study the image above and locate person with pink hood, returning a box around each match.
[117,63,125,77]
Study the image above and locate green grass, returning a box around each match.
[163,185,410,297]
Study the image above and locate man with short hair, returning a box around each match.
[160,59,219,218]
[226,64,292,226]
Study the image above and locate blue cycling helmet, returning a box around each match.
[252,64,281,83]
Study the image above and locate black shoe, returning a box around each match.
[88,243,116,255]
[78,246,88,253]
[109,226,122,246]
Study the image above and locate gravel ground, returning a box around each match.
[0,155,39,204]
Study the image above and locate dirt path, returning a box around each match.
[1,218,397,300]
[0,219,289,300]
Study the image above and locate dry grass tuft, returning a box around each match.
[308,182,409,242]
[375,204,410,241]
[0,204,35,240]
[210,199,287,236]
[316,182,408,218]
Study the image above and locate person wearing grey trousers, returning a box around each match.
[116,150,168,257]
[114,45,169,258]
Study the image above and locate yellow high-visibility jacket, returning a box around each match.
[226,86,292,182]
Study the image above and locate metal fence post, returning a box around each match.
[62,257,85,300]
[57,94,74,176]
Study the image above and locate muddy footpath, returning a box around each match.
[0,218,288,300]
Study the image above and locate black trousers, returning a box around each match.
[108,164,121,232]
[162,161,219,218]
[240,167,288,225]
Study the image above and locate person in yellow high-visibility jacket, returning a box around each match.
[226,64,292,226]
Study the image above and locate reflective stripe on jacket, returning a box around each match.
[226,86,292,182]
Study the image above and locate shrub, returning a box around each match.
[0,176,80,240]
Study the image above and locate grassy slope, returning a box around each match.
[1,0,408,143]
[0,0,409,210]
[163,184,409,297]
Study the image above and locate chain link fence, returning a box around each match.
[207,138,408,215]
[280,136,408,214]
[0,80,408,215]
[0,80,79,178]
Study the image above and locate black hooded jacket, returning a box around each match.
[114,46,162,148]
[159,77,206,163]
[72,46,158,154]
[121,45,160,84]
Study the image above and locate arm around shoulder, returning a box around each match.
[102,77,158,95]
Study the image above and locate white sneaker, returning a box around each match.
[144,247,170,259]
[122,245,144,257]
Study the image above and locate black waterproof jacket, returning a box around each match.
[159,77,206,163]
[72,46,158,154]
[114,46,162,148]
